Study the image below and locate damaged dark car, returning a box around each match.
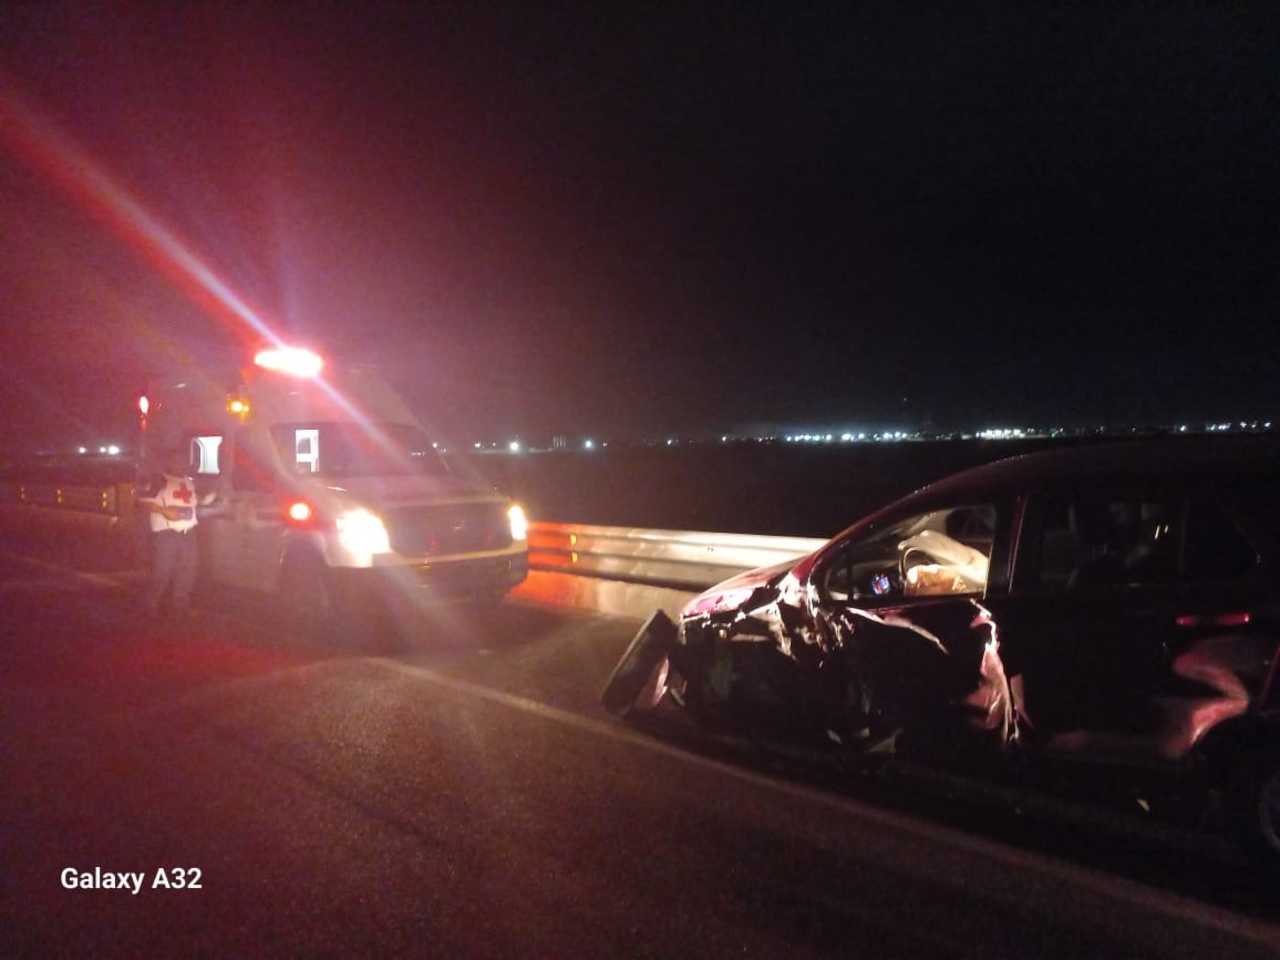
[602,439,1280,865]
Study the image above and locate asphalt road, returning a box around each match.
[2,547,1279,958]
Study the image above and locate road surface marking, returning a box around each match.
[374,655,1280,952]
[0,549,142,589]
[0,575,113,594]
[6,547,1279,949]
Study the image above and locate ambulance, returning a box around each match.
[145,345,528,632]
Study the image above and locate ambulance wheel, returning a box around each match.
[281,553,342,643]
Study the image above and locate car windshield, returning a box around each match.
[271,422,450,477]
[823,504,997,602]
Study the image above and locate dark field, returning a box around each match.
[470,437,1104,536]
[6,436,1266,541]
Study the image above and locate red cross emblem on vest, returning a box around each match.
[171,483,193,504]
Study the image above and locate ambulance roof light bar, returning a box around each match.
[253,346,323,378]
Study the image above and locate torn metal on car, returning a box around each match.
[602,439,1280,867]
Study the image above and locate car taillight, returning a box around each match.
[1174,611,1252,629]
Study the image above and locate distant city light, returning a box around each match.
[425,418,1273,452]
[98,446,107,453]
[976,428,1026,440]
[77,446,87,454]
[106,444,120,455]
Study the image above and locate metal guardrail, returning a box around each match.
[0,481,131,517]
[528,521,828,591]
[0,480,827,595]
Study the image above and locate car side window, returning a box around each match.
[823,504,997,603]
[1035,494,1180,592]
[1183,498,1259,581]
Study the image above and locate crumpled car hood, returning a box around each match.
[682,556,805,618]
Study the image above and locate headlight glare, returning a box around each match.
[336,508,391,557]
[508,504,528,541]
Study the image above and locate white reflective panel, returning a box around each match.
[193,436,223,475]
[295,428,320,473]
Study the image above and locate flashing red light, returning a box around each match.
[286,501,313,524]
[254,347,323,377]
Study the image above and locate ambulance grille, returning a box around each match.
[385,502,512,556]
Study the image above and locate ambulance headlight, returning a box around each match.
[336,508,391,557]
[508,504,528,542]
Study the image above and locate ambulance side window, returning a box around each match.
[190,436,223,475]
[294,428,320,473]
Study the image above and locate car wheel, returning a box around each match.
[1256,762,1280,856]
[1234,752,1280,871]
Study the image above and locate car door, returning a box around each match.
[816,498,1018,762]
[1158,492,1271,755]
[998,484,1185,766]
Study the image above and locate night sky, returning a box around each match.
[1,3,1277,449]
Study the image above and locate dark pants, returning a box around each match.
[146,530,198,613]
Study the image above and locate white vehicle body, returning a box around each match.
[146,348,528,607]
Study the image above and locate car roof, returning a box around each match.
[903,436,1280,508]
[793,436,1280,579]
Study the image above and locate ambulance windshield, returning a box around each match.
[271,423,450,477]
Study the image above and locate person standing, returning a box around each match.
[137,446,215,617]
